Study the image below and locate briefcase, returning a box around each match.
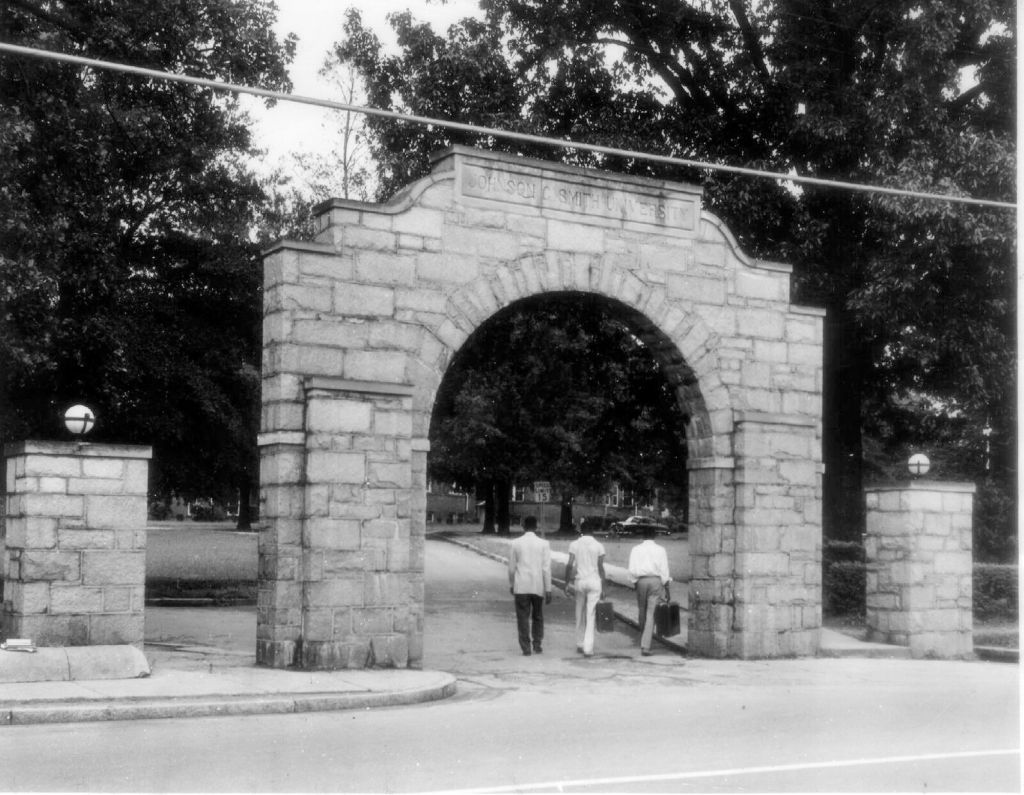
[654,600,681,636]
[595,600,615,633]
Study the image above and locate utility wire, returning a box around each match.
[0,41,1015,211]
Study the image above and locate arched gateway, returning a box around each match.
[258,147,824,669]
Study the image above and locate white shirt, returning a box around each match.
[508,531,552,595]
[567,535,605,583]
[627,539,671,585]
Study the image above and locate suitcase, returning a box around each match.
[595,600,615,633]
[654,600,681,636]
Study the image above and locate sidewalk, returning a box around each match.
[0,627,456,725]
[1,601,457,726]
[438,530,911,660]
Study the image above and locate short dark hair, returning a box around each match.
[642,525,657,539]
[523,516,537,531]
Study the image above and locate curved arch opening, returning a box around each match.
[426,291,705,533]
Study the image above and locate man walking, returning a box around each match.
[563,523,606,657]
[627,526,671,656]
[508,516,552,655]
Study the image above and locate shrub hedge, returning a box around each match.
[824,560,867,616]
[973,564,1019,621]
[823,556,1019,622]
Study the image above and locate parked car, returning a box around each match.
[609,515,672,537]
[580,515,614,535]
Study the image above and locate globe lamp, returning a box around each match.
[64,404,96,436]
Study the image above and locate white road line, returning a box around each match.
[417,748,1020,794]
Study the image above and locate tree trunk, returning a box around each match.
[822,309,867,543]
[559,493,574,532]
[236,475,253,530]
[496,478,511,535]
[480,480,496,534]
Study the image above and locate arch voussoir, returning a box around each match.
[518,253,546,297]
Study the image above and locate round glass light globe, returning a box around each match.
[64,404,96,436]
[908,452,930,476]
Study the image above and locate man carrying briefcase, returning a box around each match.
[627,525,672,656]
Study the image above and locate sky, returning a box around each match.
[246,0,482,171]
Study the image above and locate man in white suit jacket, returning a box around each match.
[508,516,552,655]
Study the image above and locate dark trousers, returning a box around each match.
[635,576,664,652]
[514,594,544,652]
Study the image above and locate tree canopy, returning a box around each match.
[332,0,1016,556]
[429,295,689,532]
[0,0,295,522]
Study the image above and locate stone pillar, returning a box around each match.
[258,377,422,670]
[864,481,974,659]
[255,432,305,669]
[730,413,822,658]
[687,460,736,657]
[2,441,151,647]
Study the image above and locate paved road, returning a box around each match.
[4,539,1019,793]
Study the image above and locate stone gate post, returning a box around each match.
[686,461,736,657]
[257,376,423,669]
[731,413,822,657]
[2,441,151,647]
[864,481,974,659]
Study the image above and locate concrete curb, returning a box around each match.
[974,646,1019,663]
[815,643,912,660]
[145,597,257,607]
[0,675,458,726]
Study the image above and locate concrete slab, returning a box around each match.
[0,648,70,683]
[0,645,150,683]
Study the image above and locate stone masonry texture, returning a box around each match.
[2,441,151,647]
[865,482,975,659]
[258,147,825,666]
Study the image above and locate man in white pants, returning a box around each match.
[563,524,607,657]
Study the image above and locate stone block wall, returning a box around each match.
[730,413,822,657]
[864,482,974,659]
[260,146,824,664]
[256,378,423,669]
[2,441,151,647]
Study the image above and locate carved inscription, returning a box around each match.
[461,164,697,230]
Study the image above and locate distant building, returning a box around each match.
[426,481,474,524]
[426,477,677,528]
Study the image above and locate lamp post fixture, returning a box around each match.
[908,452,930,478]
[64,404,96,437]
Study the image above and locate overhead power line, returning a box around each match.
[0,41,1015,211]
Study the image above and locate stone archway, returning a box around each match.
[258,147,824,668]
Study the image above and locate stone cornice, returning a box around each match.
[260,239,336,258]
[865,481,977,493]
[430,144,704,198]
[303,377,415,397]
[4,440,153,458]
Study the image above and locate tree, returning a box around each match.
[0,0,295,526]
[429,295,689,533]
[318,59,375,202]
[331,8,540,199]
[334,1,1015,547]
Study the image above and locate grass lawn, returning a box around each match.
[147,521,256,580]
